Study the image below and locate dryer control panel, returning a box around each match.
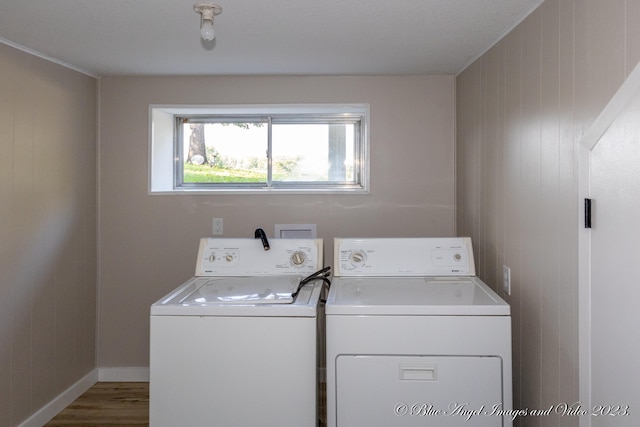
[195,238,323,276]
[334,237,475,277]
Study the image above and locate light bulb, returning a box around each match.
[200,20,215,41]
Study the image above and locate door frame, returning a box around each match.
[577,61,640,427]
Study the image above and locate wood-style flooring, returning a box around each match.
[45,383,149,426]
[45,382,327,426]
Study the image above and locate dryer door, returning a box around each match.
[335,355,503,426]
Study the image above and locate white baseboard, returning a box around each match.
[98,367,150,382]
[17,369,98,427]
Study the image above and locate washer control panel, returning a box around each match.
[195,238,323,276]
[201,248,241,267]
[334,237,475,277]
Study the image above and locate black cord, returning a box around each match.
[292,266,331,299]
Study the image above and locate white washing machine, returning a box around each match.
[326,237,512,427]
[150,238,327,427]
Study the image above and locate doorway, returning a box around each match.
[579,64,640,427]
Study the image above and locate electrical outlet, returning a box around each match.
[212,218,223,235]
[502,265,511,295]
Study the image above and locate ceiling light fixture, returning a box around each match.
[193,2,222,41]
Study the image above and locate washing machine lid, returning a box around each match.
[325,276,510,316]
[151,275,323,316]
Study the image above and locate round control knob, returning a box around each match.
[454,253,462,261]
[225,254,234,262]
[208,254,216,263]
[349,250,367,267]
[290,251,307,266]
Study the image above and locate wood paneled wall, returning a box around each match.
[0,44,97,427]
[456,0,640,425]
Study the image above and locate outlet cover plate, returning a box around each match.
[502,265,511,295]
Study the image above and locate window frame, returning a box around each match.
[149,104,370,195]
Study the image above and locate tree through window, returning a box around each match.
[175,111,366,190]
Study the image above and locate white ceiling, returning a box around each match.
[0,0,543,77]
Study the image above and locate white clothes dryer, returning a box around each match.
[150,238,326,427]
[326,237,512,427]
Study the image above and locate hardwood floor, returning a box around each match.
[45,381,326,426]
[45,383,149,426]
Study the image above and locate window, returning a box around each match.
[150,104,369,194]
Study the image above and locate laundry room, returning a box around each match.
[2,1,640,426]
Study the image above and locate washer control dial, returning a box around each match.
[290,250,307,266]
[349,250,367,267]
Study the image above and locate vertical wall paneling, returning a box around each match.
[0,40,13,427]
[626,0,640,75]
[503,23,525,414]
[0,44,97,427]
[456,0,640,426]
[557,0,579,413]
[11,52,35,424]
[520,10,543,421]
[538,0,562,415]
[0,42,15,427]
